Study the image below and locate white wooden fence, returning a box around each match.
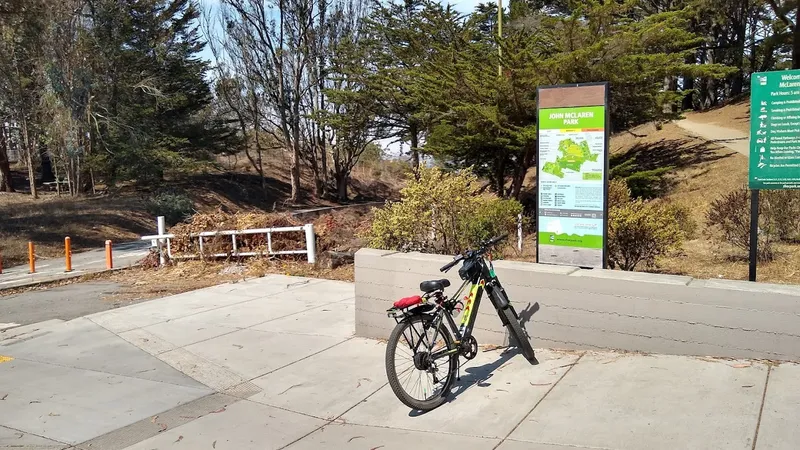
[141,216,316,265]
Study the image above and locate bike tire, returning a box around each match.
[385,315,457,411]
[500,305,538,365]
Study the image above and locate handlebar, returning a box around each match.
[439,254,463,273]
[438,234,508,273]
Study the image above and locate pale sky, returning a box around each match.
[198,0,487,63]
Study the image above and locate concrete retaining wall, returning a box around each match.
[355,248,800,361]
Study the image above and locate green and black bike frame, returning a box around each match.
[423,256,514,362]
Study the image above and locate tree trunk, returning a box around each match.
[511,145,535,199]
[290,137,301,204]
[409,122,420,174]
[336,172,348,202]
[21,118,37,199]
[0,128,14,193]
[730,5,747,97]
[495,154,506,196]
[39,146,55,183]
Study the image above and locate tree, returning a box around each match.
[0,0,47,198]
[355,0,457,173]
[319,0,385,201]
[216,0,317,204]
[765,0,800,68]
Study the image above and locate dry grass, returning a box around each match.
[0,192,152,267]
[608,108,800,285]
[0,149,401,270]
[102,258,354,303]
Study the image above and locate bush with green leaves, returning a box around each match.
[607,183,692,271]
[145,188,195,226]
[366,167,522,255]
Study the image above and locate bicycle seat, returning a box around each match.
[420,279,450,293]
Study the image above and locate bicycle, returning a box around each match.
[384,235,537,411]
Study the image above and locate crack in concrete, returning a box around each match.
[751,365,772,450]
[492,352,585,449]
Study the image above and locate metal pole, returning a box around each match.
[517,213,523,252]
[497,0,503,77]
[105,240,113,270]
[157,216,166,267]
[28,242,35,274]
[65,237,72,272]
[749,189,759,282]
[304,224,317,264]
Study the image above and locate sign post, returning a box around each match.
[536,83,609,269]
[748,70,800,281]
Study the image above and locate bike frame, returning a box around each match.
[423,255,512,362]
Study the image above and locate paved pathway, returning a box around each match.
[675,119,750,157]
[0,274,797,449]
[0,241,150,295]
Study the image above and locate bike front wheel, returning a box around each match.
[385,314,457,411]
[500,304,537,365]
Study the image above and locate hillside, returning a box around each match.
[611,102,800,284]
[0,157,403,268]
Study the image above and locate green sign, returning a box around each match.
[749,70,800,189]
[539,106,606,130]
[536,84,609,269]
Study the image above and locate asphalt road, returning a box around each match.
[0,282,155,331]
[0,240,151,291]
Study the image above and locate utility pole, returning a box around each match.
[497,0,503,76]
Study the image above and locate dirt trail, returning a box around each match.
[675,119,750,158]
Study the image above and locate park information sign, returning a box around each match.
[536,83,609,268]
[750,70,800,190]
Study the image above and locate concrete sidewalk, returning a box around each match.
[0,241,150,294]
[0,275,797,449]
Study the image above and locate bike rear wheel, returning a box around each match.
[499,304,537,365]
[385,314,457,411]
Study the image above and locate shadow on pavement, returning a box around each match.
[408,302,543,416]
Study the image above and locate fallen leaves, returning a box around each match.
[174,435,183,443]
[732,363,751,368]
[211,407,227,414]
[0,394,7,401]
[529,382,552,387]
[348,436,364,442]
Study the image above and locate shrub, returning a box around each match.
[608,198,686,271]
[762,190,800,242]
[366,167,522,255]
[706,187,775,262]
[608,178,632,207]
[145,188,195,226]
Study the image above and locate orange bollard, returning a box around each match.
[105,240,113,269]
[28,242,35,274]
[65,237,72,272]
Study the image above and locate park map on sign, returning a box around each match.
[542,139,598,178]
